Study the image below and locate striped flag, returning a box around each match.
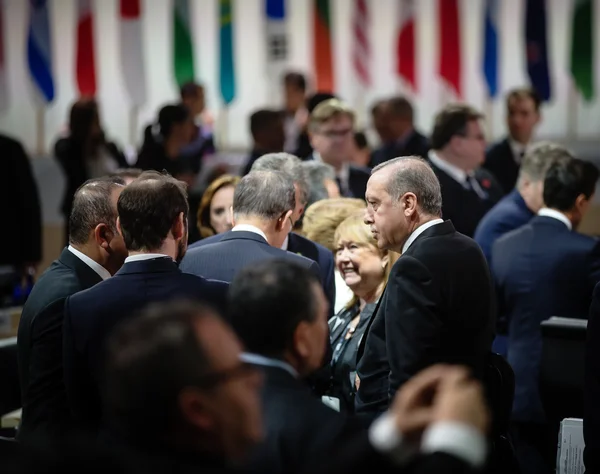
[352,0,370,87]
[397,0,416,91]
[313,0,334,91]
[525,0,551,101]
[265,0,288,79]
[27,0,54,103]
[483,0,499,98]
[119,0,147,106]
[570,0,594,101]
[173,0,195,87]
[0,0,8,111]
[219,0,236,105]
[76,0,97,97]
[438,0,461,97]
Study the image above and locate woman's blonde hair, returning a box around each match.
[333,213,400,309]
[197,174,241,239]
[301,198,366,252]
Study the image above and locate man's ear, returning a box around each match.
[94,223,111,251]
[401,192,418,216]
[292,321,312,361]
[171,212,185,240]
[116,216,123,237]
[229,207,235,227]
[178,388,214,431]
[276,210,294,232]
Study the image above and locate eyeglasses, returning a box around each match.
[194,361,258,389]
[318,128,353,139]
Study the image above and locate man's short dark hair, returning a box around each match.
[506,87,542,112]
[179,81,203,99]
[104,300,215,438]
[110,168,143,181]
[69,177,125,246]
[306,92,337,114]
[370,99,388,116]
[228,260,320,357]
[388,96,414,122]
[430,104,483,150]
[233,170,295,221]
[117,171,188,251]
[284,72,307,91]
[250,109,283,139]
[354,131,369,150]
[543,158,599,211]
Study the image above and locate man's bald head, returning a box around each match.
[371,156,442,217]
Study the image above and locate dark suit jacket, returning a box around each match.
[474,189,535,263]
[429,161,503,238]
[63,257,229,434]
[17,248,103,439]
[585,283,600,474]
[356,221,495,415]
[344,165,371,199]
[483,139,520,195]
[241,148,270,176]
[0,134,42,265]
[370,130,430,167]
[492,216,600,422]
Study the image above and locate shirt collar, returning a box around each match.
[68,245,111,280]
[313,152,350,186]
[239,352,298,378]
[281,234,289,250]
[538,208,572,230]
[232,224,268,242]
[125,253,172,263]
[507,138,529,164]
[428,151,468,184]
[402,219,445,253]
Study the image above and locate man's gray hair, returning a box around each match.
[69,176,125,246]
[517,141,574,188]
[250,153,309,205]
[233,170,296,221]
[372,156,442,216]
[301,161,336,207]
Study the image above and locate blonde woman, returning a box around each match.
[327,214,399,413]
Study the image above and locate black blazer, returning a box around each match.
[370,130,430,167]
[342,165,371,199]
[429,161,503,238]
[355,221,495,415]
[17,248,104,439]
[180,231,321,284]
[483,139,520,195]
[63,257,229,434]
[585,283,600,474]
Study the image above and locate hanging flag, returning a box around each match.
[219,0,236,105]
[173,0,195,87]
[438,0,461,97]
[76,0,97,97]
[0,0,8,111]
[265,0,288,80]
[483,0,498,98]
[27,0,54,103]
[313,0,334,92]
[352,0,370,87]
[397,0,416,91]
[525,0,551,101]
[570,0,593,101]
[119,0,146,106]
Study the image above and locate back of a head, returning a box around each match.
[518,142,574,185]
[301,161,337,207]
[372,156,443,217]
[69,98,99,142]
[233,170,295,221]
[117,171,188,251]
[69,177,125,246]
[543,158,599,211]
[250,109,283,139]
[104,300,214,438]
[228,260,320,357]
[251,152,309,204]
[110,168,143,182]
[388,96,414,122]
[430,104,483,150]
[306,92,337,114]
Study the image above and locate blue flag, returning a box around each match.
[525,0,551,101]
[219,0,236,105]
[483,0,498,98]
[27,0,54,103]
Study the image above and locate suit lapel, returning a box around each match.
[355,285,387,363]
[58,248,103,289]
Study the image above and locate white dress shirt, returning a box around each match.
[428,151,487,199]
[508,138,529,165]
[281,235,289,251]
[240,352,298,378]
[232,224,269,242]
[402,219,445,253]
[538,208,572,230]
[124,253,172,264]
[67,245,111,280]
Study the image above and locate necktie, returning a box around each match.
[464,176,488,200]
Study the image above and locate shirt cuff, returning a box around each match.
[421,421,487,468]
[368,412,416,465]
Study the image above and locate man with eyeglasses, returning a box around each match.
[427,104,504,237]
[307,99,371,199]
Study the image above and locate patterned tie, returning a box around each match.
[464,176,488,200]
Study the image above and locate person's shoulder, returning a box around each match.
[349,164,371,177]
[0,133,24,150]
[485,138,510,157]
[188,233,223,250]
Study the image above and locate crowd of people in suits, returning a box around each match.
[2,72,600,474]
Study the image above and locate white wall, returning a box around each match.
[0,0,599,155]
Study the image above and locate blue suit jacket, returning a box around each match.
[187,231,336,317]
[474,189,535,264]
[492,216,600,422]
[63,257,229,434]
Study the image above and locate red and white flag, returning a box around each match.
[396,0,416,91]
[119,0,146,106]
[76,0,96,96]
[352,0,370,87]
[438,0,461,97]
[0,0,8,111]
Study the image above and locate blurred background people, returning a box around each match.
[283,72,308,154]
[195,174,240,242]
[300,161,340,209]
[350,131,371,168]
[242,109,286,175]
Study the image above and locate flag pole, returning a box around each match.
[36,107,44,157]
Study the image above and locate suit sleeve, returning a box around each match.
[385,256,443,398]
[588,241,600,292]
[323,254,336,318]
[585,283,600,473]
